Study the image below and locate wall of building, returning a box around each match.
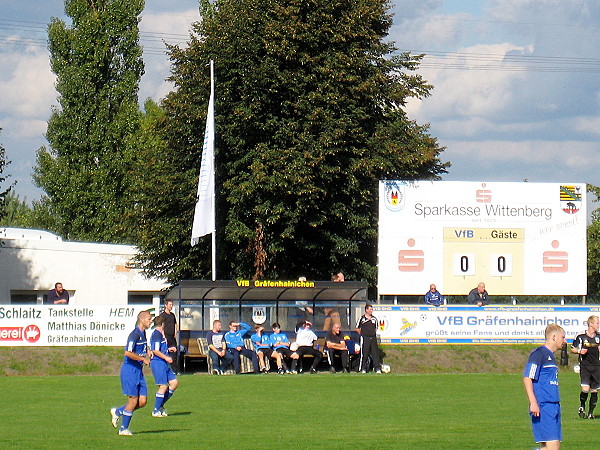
[0,228,166,305]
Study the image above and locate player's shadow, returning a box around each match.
[136,428,190,435]
[166,411,192,416]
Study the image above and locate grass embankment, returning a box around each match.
[0,344,550,376]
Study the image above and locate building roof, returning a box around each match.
[0,227,62,241]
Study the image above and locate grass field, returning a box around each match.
[1,369,595,449]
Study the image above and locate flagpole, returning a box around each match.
[209,60,216,281]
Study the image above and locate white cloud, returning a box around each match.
[138,8,199,102]
[574,116,600,136]
[444,139,600,168]
[0,48,56,119]
[140,10,199,37]
[2,117,47,140]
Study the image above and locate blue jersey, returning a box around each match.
[224,322,251,349]
[251,332,271,350]
[424,290,443,306]
[150,329,169,367]
[270,332,289,349]
[123,326,148,367]
[523,345,560,403]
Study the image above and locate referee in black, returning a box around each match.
[355,304,382,373]
[571,315,600,419]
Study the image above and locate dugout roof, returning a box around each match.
[165,280,368,302]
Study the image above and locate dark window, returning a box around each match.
[11,293,38,304]
[128,293,153,304]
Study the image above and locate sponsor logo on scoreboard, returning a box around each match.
[383,180,405,211]
[560,185,582,214]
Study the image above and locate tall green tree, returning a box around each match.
[133,0,448,283]
[588,184,600,299]
[0,129,13,223]
[0,192,32,228]
[33,0,144,243]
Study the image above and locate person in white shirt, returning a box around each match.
[290,321,322,374]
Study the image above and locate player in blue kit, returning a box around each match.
[523,324,566,450]
[251,324,273,373]
[224,321,259,374]
[270,323,295,374]
[110,310,153,436]
[149,315,179,417]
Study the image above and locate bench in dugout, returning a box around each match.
[198,337,267,374]
[180,335,207,373]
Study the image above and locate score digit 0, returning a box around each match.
[490,254,513,277]
[453,254,475,276]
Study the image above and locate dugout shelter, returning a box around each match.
[165,279,369,355]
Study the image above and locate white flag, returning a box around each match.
[191,61,215,245]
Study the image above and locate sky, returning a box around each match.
[0,0,598,220]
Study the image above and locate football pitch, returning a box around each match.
[2,370,595,449]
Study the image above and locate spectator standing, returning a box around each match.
[46,282,69,304]
[290,321,322,374]
[325,323,349,373]
[424,284,443,306]
[571,315,600,419]
[224,321,259,374]
[159,299,178,373]
[468,282,489,306]
[355,304,382,373]
[523,324,565,449]
[206,320,233,375]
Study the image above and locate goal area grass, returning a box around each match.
[3,369,596,448]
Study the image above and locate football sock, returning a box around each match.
[116,405,125,416]
[164,389,174,405]
[590,392,598,414]
[154,393,165,411]
[291,360,297,371]
[121,410,133,429]
[581,391,589,408]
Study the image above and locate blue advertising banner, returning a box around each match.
[374,305,596,344]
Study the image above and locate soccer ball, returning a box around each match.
[381,364,391,373]
[574,364,580,374]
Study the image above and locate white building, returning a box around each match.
[0,227,166,305]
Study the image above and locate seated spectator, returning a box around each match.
[325,323,349,373]
[46,282,69,305]
[424,284,443,307]
[270,323,295,374]
[224,321,259,374]
[290,321,322,374]
[251,324,273,373]
[468,282,489,307]
[206,320,233,375]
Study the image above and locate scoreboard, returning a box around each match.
[378,181,587,296]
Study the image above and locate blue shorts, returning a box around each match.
[531,402,562,443]
[150,360,177,385]
[120,363,147,397]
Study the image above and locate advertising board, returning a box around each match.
[0,305,149,346]
[374,305,593,344]
[378,181,587,295]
